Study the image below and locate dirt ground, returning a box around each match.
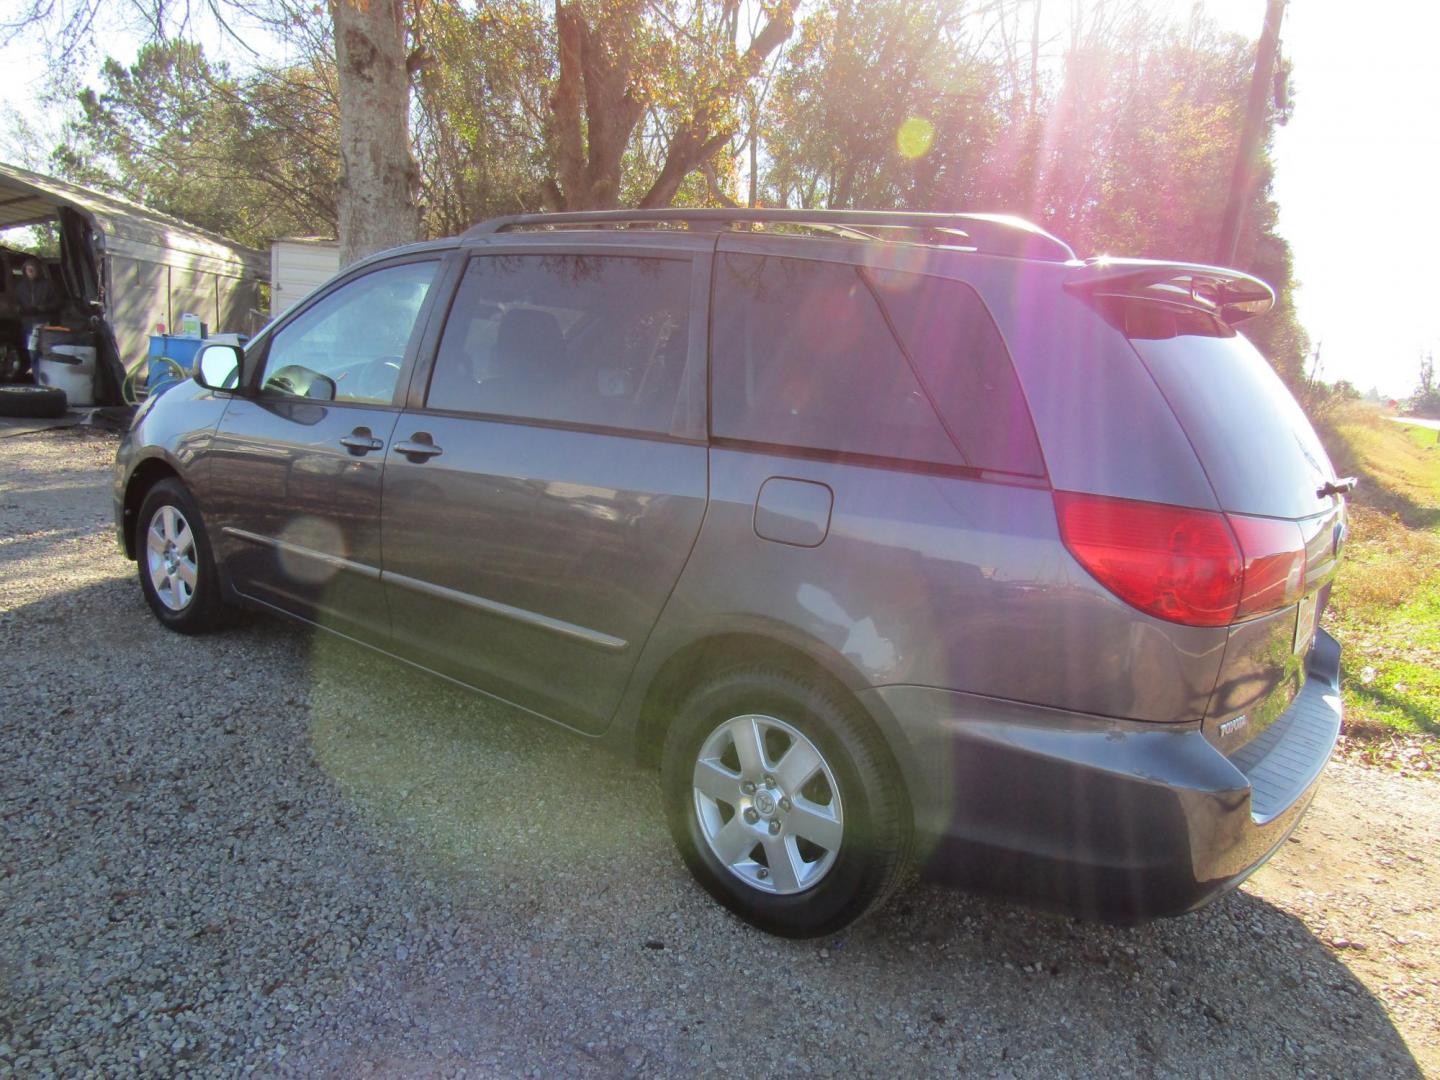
[1246,759,1440,1071]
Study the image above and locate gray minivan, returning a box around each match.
[113,209,1349,937]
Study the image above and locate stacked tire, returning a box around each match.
[0,384,67,418]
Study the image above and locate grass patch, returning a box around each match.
[1317,405,1440,761]
[1328,506,1440,617]
[1346,660,1440,737]
[1321,407,1440,528]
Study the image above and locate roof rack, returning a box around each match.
[463,209,1078,262]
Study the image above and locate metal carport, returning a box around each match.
[0,161,268,403]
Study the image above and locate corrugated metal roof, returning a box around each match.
[0,160,267,278]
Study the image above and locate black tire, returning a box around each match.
[0,384,66,418]
[660,665,913,938]
[134,479,231,634]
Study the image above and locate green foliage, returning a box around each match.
[0,223,59,257]
[764,1,1307,383]
[764,0,999,209]
[1298,378,1363,422]
[1333,380,1362,401]
[1407,393,1440,420]
[1406,353,1440,418]
[53,40,339,247]
[1321,409,1440,745]
[412,0,555,231]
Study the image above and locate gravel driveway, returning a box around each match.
[2,428,1435,1077]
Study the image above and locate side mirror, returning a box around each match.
[306,372,337,402]
[194,343,244,392]
[262,363,337,402]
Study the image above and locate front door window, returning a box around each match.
[261,261,439,404]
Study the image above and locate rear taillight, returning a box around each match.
[1054,492,1307,627]
[1055,492,1241,626]
[1228,514,1307,618]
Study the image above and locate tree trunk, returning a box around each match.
[550,2,590,208]
[548,1,645,210]
[547,0,796,212]
[332,0,422,265]
[639,131,732,208]
[637,1,797,209]
[1216,0,1286,266]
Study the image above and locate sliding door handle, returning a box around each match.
[394,433,443,462]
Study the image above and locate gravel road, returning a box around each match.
[2,428,1436,1077]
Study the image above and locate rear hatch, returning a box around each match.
[1088,276,1347,753]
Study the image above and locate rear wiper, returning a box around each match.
[1317,477,1357,499]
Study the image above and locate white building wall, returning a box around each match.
[269,240,340,318]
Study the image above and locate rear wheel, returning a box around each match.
[135,479,230,633]
[660,665,912,937]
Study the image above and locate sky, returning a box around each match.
[1,1,1437,397]
[1268,1,1440,398]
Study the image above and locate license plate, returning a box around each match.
[1293,592,1318,656]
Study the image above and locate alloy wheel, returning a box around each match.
[146,504,198,611]
[692,713,844,895]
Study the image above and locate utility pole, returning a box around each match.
[1216,0,1286,267]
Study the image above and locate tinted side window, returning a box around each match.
[869,269,1045,476]
[262,260,438,404]
[710,253,961,465]
[427,254,692,434]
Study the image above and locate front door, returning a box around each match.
[378,244,711,732]
[208,255,445,643]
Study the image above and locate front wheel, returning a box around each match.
[135,479,231,633]
[660,666,912,937]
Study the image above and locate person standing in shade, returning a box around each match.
[16,257,60,379]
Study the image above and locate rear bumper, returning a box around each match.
[859,629,1342,922]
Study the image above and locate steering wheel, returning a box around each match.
[349,356,404,402]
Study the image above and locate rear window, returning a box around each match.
[710,253,1044,475]
[1116,299,1338,520]
[869,268,1045,476]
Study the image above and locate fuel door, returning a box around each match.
[754,477,833,548]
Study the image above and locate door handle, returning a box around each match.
[1316,476,1357,499]
[394,433,443,462]
[339,428,384,455]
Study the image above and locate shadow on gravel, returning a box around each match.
[0,523,111,566]
[1,575,1425,1076]
[296,628,1426,1077]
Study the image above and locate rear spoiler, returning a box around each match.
[1064,258,1275,325]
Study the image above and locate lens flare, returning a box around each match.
[896,117,935,160]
